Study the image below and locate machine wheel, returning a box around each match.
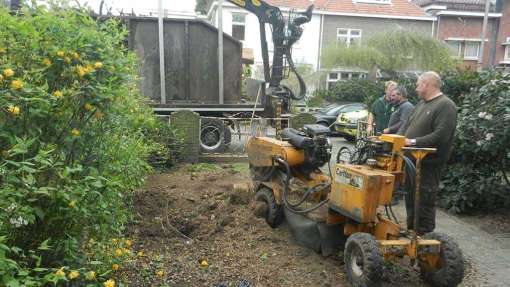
[336,146,353,164]
[200,118,232,153]
[254,187,283,228]
[344,135,356,142]
[344,233,383,287]
[419,232,464,287]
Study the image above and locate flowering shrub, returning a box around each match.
[0,3,180,286]
[439,71,510,213]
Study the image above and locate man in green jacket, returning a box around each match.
[399,71,457,235]
[367,81,397,135]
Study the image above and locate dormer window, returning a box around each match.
[353,0,392,4]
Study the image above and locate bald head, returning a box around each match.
[419,71,442,89]
[416,71,442,100]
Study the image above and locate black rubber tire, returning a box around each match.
[336,146,352,164]
[344,233,383,287]
[419,232,464,287]
[344,135,356,142]
[200,118,231,153]
[254,187,283,228]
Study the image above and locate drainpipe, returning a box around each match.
[478,0,491,69]
[158,0,166,104]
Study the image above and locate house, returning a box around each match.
[412,0,508,69]
[316,0,435,87]
[205,0,435,89]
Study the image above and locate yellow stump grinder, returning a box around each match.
[247,126,465,287]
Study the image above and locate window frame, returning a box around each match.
[231,12,247,41]
[336,28,362,47]
[463,41,480,60]
[445,40,461,58]
[505,45,510,61]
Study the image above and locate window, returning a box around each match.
[505,46,510,61]
[337,28,362,47]
[231,13,246,41]
[327,71,367,89]
[464,42,480,60]
[446,41,461,58]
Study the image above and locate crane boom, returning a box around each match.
[226,0,313,100]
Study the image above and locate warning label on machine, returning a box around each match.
[335,167,364,190]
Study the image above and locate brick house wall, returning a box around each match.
[437,16,500,68]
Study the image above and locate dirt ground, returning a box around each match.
[122,163,488,287]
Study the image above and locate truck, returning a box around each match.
[126,1,313,152]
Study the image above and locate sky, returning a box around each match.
[82,0,197,15]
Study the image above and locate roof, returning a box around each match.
[265,0,429,18]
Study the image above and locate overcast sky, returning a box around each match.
[83,0,197,14]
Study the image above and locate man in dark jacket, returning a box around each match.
[398,71,457,234]
[384,86,414,134]
[367,81,396,135]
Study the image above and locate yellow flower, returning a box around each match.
[0,47,6,53]
[114,248,123,257]
[42,58,52,66]
[137,251,144,257]
[71,129,80,137]
[10,79,23,90]
[7,105,20,116]
[56,50,64,57]
[64,57,71,64]
[111,263,119,271]
[3,68,14,78]
[68,200,76,208]
[0,74,3,82]
[123,248,130,255]
[85,64,94,73]
[75,66,86,77]
[54,267,65,277]
[84,103,93,111]
[124,239,132,248]
[155,270,164,277]
[94,111,104,120]
[85,271,96,281]
[111,238,118,244]
[94,62,103,69]
[103,279,115,287]
[52,90,63,98]
[199,259,209,267]
[71,52,80,60]
[68,270,80,280]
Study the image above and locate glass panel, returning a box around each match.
[446,41,460,57]
[328,73,338,80]
[505,46,510,60]
[350,30,361,36]
[341,72,350,79]
[338,29,348,35]
[232,25,245,41]
[464,42,479,58]
[232,13,246,23]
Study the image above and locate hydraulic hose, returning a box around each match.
[274,157,330,214]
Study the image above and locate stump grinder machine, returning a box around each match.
[247,128,465,287]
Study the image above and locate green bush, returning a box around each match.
[439,71,510,213]
[318,79,384,107]
[0,4,180,286]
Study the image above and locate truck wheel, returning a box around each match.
[200,118,231,153]
[419,232,464,287]
[336,146,352,164]
[254,187,283,228]
[344,233,383,287]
